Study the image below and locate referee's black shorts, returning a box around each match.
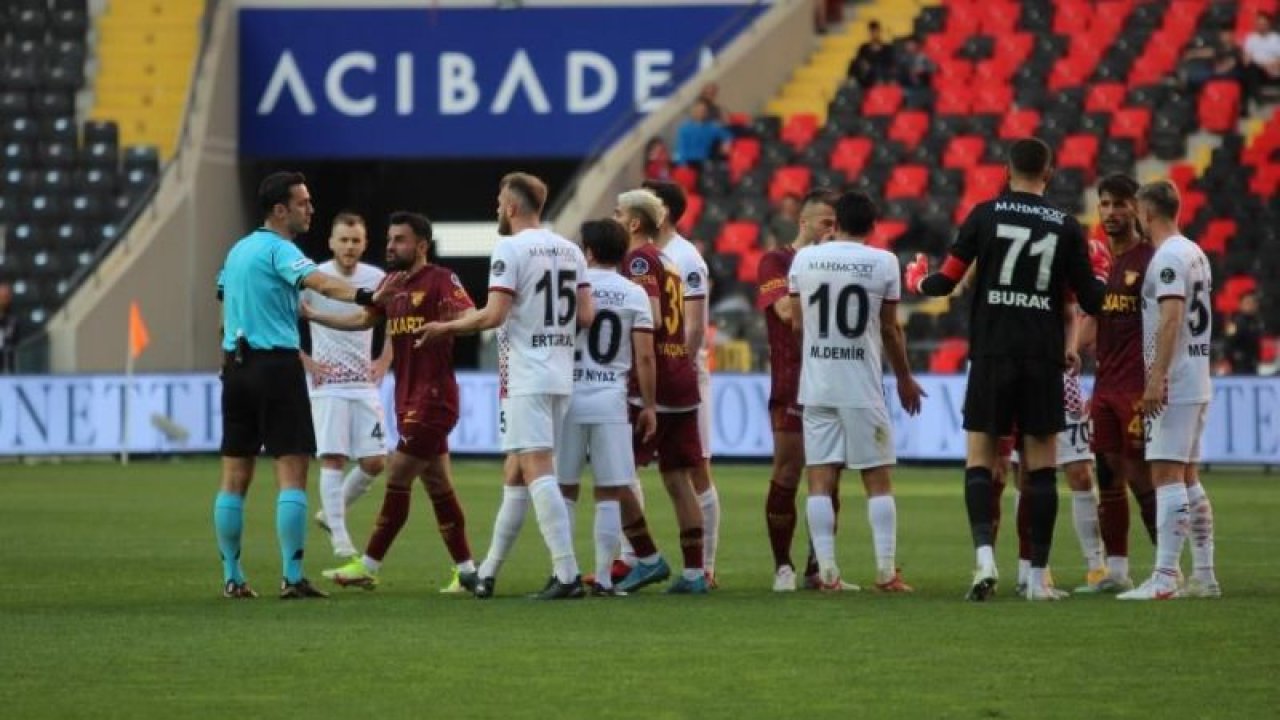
[963,355,1065,437]
[220,349,316,457]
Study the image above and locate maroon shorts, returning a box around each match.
[631,407,703,473]
[769,401,803,434]
[1091,391,1145,457]
[396,413,455,460]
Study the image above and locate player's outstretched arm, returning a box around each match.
[416,290,513,346]
[301,303,379,331]
[631,329,658,443]
[1142,297,1184,416]
[1066,227,1108,315]
[879,302,925,415]
[905,253,969,297]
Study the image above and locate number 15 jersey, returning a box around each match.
[1142,234,1212,404]
[488,228,589,397]
[788,240,900,409]
[569,268,654,423]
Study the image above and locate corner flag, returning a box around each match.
[128,301,150,360]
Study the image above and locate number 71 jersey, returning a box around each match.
[569,268,654,423]
[488,228,589,397]
[1142,234,1212,404]
[788,240,900,409]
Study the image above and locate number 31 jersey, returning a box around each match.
[569,268,654,424]
[1142,234,1212,404]
[488,228,589,397]
[788,240,900,409]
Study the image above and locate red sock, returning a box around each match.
[765,482,798,569]
[623,517,659,559]
[429,487,471,564]
[1134,488,1157,544]
[679,527,704,571]
[1098,486,1130,557]
[366,486,411,562]
[1016,485,1032,562]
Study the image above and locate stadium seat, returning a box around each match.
[768,165,811,203]
[678,192,703,236]
[889,111,931,150]
[737,248,763,283]
[728,138,761,183]
[862,85,904,117]
[780,113,819,151]
[1085,82,1128,114]
[972,85,1013,115]
[934,86,973,116]
[1109,107,1151,155]
[670,165,699,194]
[999,108,1040,140]
[829,136,873,179]
[1198,80,1241,134]
[1199,219,1235,257]
[716,221,760,255]
[942,136,986,169]
[1216,275,1258,314]
[1057,134,1101,181]
[885,165,929,199]
[965,164,1007,199]
[929,338,970,373]
[867,219,907,250]
[1179,189,1207,226]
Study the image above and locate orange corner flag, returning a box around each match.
[128,301,150,360]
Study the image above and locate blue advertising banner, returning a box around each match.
[238,4,767,158]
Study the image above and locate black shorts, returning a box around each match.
[963,356,1064,437]
[220,350,316,458]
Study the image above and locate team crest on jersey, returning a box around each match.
[629,257,650,276]
[491,259,506,277]
[411,292,425,307]
[686,271,702,290]
[1125,270,1139,286]
[1160,268,1176,284]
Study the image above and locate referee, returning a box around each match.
[213,171,391,600]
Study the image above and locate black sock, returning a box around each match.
[964,466,995,548]
[1027,467,1058,568]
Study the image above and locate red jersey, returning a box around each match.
[1095,242,1154,395]
[624,243,700,409]
[376,265,475,418]
[756,246,800,407]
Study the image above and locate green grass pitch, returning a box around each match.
[1,460,1277,719]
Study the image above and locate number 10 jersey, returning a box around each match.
[569,268,654,423]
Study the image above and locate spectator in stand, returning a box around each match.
[0,282,18,373]
[698,83,726,123]
[848,20,895,88]
[673,98,732,167]
[644,137,672,182]
[767,193,802,249]
[1180,28,1242,92]
[1225,291,1263,374]
[1243,13,1280,111]
[896,35,935,106]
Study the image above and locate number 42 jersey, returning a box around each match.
[1142,234,1212,404]
[569,268,654,424]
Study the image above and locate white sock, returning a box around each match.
[1154,483,1190,575]
[320,468,356,556]
[1071,490,1105,572]
[1028,566,1044,591]
[867,495,897,576]
[1107,555,1130,579]
[361,554,381,573]
[478,486,529,579]
[976,544,995,570]
[342,467,377,508]
[529,476,579,583]
[456,559,476,574]
[632,478,646,510]
[1186,483,1216,582]
[1017,558,1030,584]
[698,487,720,573]
[593,500,622,589]
[564,498,577,544]
[805,495,837,575]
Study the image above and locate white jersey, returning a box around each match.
[568,268,654,424]
[789,239,900,409]
[302,260,385,398]
[1142,234,1212,404]
[662,233,711,370]
[488,228,589,397]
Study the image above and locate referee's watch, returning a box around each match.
[354,288,375,306]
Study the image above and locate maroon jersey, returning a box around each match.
[377,265,475,420]
[624,243,700,408]
[1095,242,1154,395]
[756,246,800,407]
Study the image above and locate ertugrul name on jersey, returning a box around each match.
[574,368,617,382]
[531,332,574,348]
[810,345,866,360]
[987,290,1052,310]
[993,201,1066,224]
[806,260,875,276]
[1189,342,1211,356]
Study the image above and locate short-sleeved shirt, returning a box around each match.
[569,267,654,424]
[623,242,700,410]
[1095,242,1154,396]
[302,260,385,397]
[661,233,711,369]
[788,239,900,409]
[488,228,589,397]
[950,192,1100,363]
[756,246,801,407]
[218,227,317,351]
[1142,235,1213,404]
[373,264,474,418]
[1245,31,1280,65]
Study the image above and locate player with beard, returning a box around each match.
[306,212,478,592]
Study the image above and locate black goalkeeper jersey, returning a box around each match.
[950,191,1103,362]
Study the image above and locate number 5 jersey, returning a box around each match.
[1142,234,1213,404]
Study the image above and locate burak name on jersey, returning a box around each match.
[993,201,1066,225]
[807,260,875,277]
[574,367,618,382]
[810,345,866,360]
[987,290,1052,310]
[531,332,574,348]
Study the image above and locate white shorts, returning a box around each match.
[556,422,636,487]
[697,365,712,459]
[311,394,386,460]
[379,374,399,452]
[1145,402,1208,464]
[501,394,569,453]
[802,404,895,470]
[1058,411,1095,466]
